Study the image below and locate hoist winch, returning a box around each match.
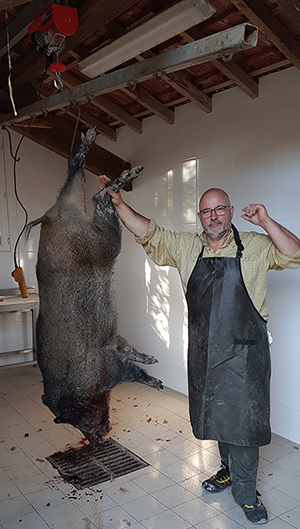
[28,3,78,89]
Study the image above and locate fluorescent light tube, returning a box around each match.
[78,0,216,78]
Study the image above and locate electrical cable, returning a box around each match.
[3,59,48,270]
[4,119,33,269]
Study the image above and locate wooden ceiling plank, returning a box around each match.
[165,72,212,113]
[123,84,175,124]
[12,114,130,179]
[230,0,300,69]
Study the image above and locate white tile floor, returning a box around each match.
[0,364,300,529]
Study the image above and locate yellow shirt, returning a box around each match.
[136,220,300,320]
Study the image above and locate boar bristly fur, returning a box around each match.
[27,128,163,446]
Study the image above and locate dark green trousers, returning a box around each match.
[218,442,259,506]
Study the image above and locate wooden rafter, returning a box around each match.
[33,81,117,142]
[165,72,212,113]
[60,71,142,135]
[230,0,300,70]
[123,84,175,124]
[184,27,258,99]
[66,106,117,142]
[211,58,258,98]
[0,0,50,59]
[128,34,212,115]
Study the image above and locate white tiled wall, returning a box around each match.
[1,66,300,443]
[97,66,300,444]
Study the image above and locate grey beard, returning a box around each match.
[205,221,230,241]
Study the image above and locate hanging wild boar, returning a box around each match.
[27,128,163,446]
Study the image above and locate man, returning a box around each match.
[99,177,300,524]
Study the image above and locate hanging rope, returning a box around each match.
[68,104,81,168]
[5,11,17,117]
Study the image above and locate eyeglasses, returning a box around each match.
[199,205,231,218]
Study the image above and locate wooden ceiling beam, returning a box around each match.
[66,106,117,142]
[165,72,212,113]
[93,95,143,134]
[211,57,258,98]
[184,27,258,98]
[12,118,53,129]
[61,71,142,135]
[0,0,50,59]
[35,80,117,142]
[0,0,138,90]
[109,57,291,127]
[12,114,130,179]
[0,24,258,127]
[123,84,175,124]
[230,0,300,70]
[272,0,300,28]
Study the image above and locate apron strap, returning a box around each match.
[232,224,244,258]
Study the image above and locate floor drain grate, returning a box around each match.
[47,438,149,489]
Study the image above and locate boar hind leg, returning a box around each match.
[107,165,144,193]
[67,127,96,180]
[91,165,144,254]
[116,335,158,364]
[92,165,144,222]
[104,345,163,390]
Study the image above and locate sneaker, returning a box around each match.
[202,460,231,492]
[242,496,268,524]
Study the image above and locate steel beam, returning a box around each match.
[0,23,258,126]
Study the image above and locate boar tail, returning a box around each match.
[25,216,47,241]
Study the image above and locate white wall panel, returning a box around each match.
[1,67,300,443]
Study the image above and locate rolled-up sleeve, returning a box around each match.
[267,244,300,270]
[135,220,180,267]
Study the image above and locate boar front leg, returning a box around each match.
[117,335,159,364]
[103,346,163,390]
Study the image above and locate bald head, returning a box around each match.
[199,188,231,210]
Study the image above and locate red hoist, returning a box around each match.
[28,3,78,90]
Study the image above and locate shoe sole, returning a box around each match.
[202,483,231,493]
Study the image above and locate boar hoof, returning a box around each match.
[141,373,163,389]
[143,355,159,364]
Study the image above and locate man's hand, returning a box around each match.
[242,203,300,255]
[241,204,269,227]
[98,174,149,236]
[98,174,123,207]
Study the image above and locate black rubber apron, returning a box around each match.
[186,225,271,447]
